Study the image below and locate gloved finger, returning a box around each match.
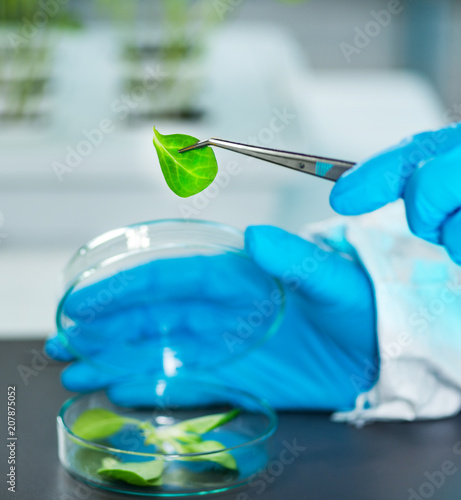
[63,254,268,322]
[61,361,121,392]
[245,225,372,307]
[403,148,461,244]
[44,333,75,361]
[442,208,461,265]
[60,339,168,392]
[330,123,461,216]
[54,326,107,360]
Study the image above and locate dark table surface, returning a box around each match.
[1,339,461,500]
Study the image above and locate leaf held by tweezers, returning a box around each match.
[153,127,218,198]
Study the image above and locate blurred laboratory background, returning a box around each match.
[0,0,459,336]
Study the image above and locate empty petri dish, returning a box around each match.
[55,219,285,378]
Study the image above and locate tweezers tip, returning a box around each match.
[178,139,209,154]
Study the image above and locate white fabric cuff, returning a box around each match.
[302,201,461,425]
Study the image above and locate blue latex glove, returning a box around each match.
[46,226,377,410]
[330,123,461,265]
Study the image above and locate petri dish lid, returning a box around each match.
[56,219,285,380]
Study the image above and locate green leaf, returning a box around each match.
[153,127,218,198]
[98,457,164,487]
[170,409,241,435]
[171,432,203,445]
[71,409,127,441]
[171,439,238,470]
[139,421,162,447]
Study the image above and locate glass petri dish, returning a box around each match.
[55,219,285,495]
[55,219,285,378]
[58,380,277,496]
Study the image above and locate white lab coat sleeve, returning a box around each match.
[300,201,461,424]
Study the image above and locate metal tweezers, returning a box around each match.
[179,138,355,182]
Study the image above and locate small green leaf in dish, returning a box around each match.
[171,409,241,435]
[71,409,127,441]
[97,457,164,487]
[171,439,238,470]
[153,127,218,198]
[139,420,162,447]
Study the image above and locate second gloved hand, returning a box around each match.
[46,226,378,410]
[330,123,461,264]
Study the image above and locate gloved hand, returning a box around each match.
[330,122,461,265]
[46,226,377,410]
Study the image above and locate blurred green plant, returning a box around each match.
[95,0,139,26]
[0,0,81,26]
[95,0,222,120]
[95,0,309,121]
[0,0,81,121]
